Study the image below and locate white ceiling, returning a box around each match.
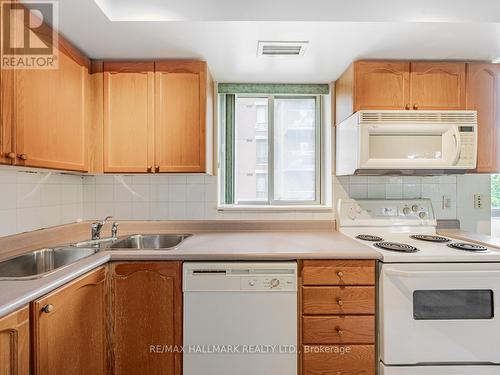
[44,0,500,82]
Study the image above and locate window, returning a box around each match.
[222,94,322,206]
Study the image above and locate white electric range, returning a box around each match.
[338,199,500,375]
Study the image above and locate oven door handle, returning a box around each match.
[385,269,500,278]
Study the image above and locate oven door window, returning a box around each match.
[413,290,494,320]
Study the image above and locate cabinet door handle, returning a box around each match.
[18,154,28,160]
[413,104,419,110]
[6,152,16,160]
[155,166,160,173]
[42,304,54,313]
[405,104,410,110]
[147,166,152,173]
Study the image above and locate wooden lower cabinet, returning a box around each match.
[110,262,182,375]
[31,266,108,375]
[0,306,29,375]
[302,345,375,375]
[300,260,376,375]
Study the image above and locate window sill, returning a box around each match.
[217,204,333,212]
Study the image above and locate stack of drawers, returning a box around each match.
[300,260,376,375]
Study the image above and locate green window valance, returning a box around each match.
[217,83,329,95]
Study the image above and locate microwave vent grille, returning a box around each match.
[359,111,477,125]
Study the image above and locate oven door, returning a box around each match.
[381,363,500,374]
[359,123,461,169]
[380,263,500,365]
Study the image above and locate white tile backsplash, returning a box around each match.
[0,165,463,238]
[0,169,83,237]
[81,174,335,221]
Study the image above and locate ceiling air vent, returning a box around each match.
[257,41,308,56]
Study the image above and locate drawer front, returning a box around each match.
[303,286,375,315]
[302,260,375,286]
[303,345,375,375]
[303,316,375,344]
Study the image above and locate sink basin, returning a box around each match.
[0,247,99,280]
[108,234,191,250]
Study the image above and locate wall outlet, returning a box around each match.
[474,193,483,209]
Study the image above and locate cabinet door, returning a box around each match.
[155,61,206,172]
[110,262,182,375]
[0,306,29,375]
[410,62,466,110]
[31,266,108,375]
[0,2,14,165]
[466,63,500,173]
[14,38,89,171]
[354,61,410,111]
[103,62,155,173]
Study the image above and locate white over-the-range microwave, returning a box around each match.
[336,110,478,175]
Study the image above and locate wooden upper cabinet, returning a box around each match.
[13,37,89,171]
[0,57,14,165]
[31,266,108,375]
[103,62,155,173]
[0,306,29,375]
[410,62,466,110]
[335,60,467,125]
[354,61,410,111]
[110,262,182,375]
[466,63,500,173]
[155,61,207,172]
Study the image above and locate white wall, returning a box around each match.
[0,168,83,237]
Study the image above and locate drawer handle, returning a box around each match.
[337,271,344,278]
[336,298,344,306]
[336,328,344,336]
[413,103,419,110]
[42,304,54,313]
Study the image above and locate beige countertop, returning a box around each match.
[0,229,380,317]
[438,229,500,250]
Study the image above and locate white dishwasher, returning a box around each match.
[183,262,297,375]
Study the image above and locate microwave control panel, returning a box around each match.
[456,126,476,167]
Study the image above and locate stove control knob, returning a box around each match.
[419,211,427,219]
[248,280,256,286]
[270,278,280,288]
[348,209,357,220]
[412,204,419,212]
[402,207,411,215]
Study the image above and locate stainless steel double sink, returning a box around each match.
[0,234,192,280]
[0,247,99,280]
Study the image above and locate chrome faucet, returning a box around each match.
[111,221,119,239]
[91,216,113,240]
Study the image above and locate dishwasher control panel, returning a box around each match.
[242,276,296,291]
[183,262,298,292]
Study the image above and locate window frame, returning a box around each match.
[220,93,323,207]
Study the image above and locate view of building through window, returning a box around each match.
[234,95,319,204]
[234,97,269,202]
